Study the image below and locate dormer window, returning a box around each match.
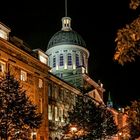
[0,30,7,40]
[39,55,47,64]
[0,22,11,40]
[33,49,48,65]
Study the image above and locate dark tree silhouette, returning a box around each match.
[0,72,42,140]
[63,95,118,140]
[125,100,140,139]
[114,0,140,65]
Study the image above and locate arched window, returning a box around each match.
[59,54,64,66]
[76,54,79,67]
[67,53,72,66]
[53,56,56,67]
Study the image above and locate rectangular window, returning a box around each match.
[48,105,52,120]
[55,106,59,121]
[59,54,64,66]
[53,56,56,67]
[0,30,8,40]
[0,61,6,73]
[39,55,47,64]
[76,54,79,67]
[20,70,27,81]
[59,108,64,122]
[39,78,43,88]
[68,54,72,65]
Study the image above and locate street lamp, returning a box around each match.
[70,126,78,140]
[118,132,122,140]
[70,126,77,133]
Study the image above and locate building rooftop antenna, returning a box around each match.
[62,0,71,31]
[65,0,67,17]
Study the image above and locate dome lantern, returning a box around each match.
[61,17,72,31]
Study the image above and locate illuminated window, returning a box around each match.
[59,108,64,122]
[53,56,56,67]
[0,61,6,73]
[55,106,59,121]
[67,53,72,65]
[82,67,85,74]
[48,105,52,120]
[0,30,8,40]
[20,70,27,81]
[39,78,43,88]
[76,54,79,67]
[39,55,47,64]
[59,54,64,66]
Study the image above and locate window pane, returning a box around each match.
[39,55,47,64]
[55,106,59,121]
[53,56,56,67]
[20,70,27,81]
[76,54,79,66]
[67,53,72,65]
[39,79,43,88]
[59,54,64,66]
[48,105,52,120]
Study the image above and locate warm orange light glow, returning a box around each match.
[70,126,77,133]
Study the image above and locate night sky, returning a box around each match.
[0,0,140,108]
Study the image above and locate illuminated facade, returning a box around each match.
[46,17,89,89]
[0,23,50,140]
[0,21,105,140]
[45,16,106,139]
[45,14,129,140]
[0,12,128,140]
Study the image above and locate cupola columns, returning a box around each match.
[61,17,72,31]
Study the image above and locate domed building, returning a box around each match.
[46,17,89,89]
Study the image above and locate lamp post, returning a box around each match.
[70,126,78,140]
[118,132,122,140]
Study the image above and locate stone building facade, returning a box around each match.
[0,23,50,140]
[0,14,127,140]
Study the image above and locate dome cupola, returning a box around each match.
[47,17,86,49]
[46,15,89,88]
